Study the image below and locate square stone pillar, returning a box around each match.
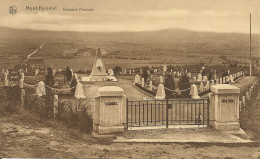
[210,84,240,130]
[93,86,126,134]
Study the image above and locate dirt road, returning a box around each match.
[0,113,259,158]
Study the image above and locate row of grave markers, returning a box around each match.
[134,71,245,99]
[1,69,86,99]
[239,80,259,112]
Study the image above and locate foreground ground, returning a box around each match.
[0,113,259,158]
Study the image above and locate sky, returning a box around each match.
[0,0,259,33]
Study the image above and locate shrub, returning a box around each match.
[164,74,175,98]
[113,66,122,75]
[58,101,93,133]
[178,74,191,98]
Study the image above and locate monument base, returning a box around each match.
[94,124,124,134]
[90,75,109,81]
[213,121,240,130]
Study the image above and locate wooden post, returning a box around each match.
[21,89,25,110]
[53,94,58,120]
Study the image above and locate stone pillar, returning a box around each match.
[210,84,240,130]
[93,86,126,134]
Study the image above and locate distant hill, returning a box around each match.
[0,26,259,56]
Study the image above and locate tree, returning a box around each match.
[45,67,55,118]
[142,66,149,83]
[70,76,77,94]
[113,66,122,75]
[66,66,72,82]
[208,72,212,80]
[178,74,191,98]
[45,67,55,96]
[164,74,175,98]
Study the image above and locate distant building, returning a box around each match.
[25,57,45,72]
[62,48,79,58]
[62,48,108,58]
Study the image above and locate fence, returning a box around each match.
[126,98,209,129]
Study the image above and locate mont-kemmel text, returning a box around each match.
[26,6,57,11]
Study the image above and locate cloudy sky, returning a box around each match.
[0,0,259,33]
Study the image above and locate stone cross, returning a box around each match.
[4,72,8,79]
[189,84,200,99]
[149,81,153,91]
[216,79,219,85]
[75,82,85,99]
[141,78,145,87]
[211,79,214,86]
[199,82,204,92]
[74,73,78,81]
[205,81,210,90]
[35,69,39,76]
[230,75,234,83]
[202,76,208,83]
[226,76,229,83]
[4,78,8,87]
[134,75,140,84]
[108,69,114,76]
[197,73,202,82]
[155,84,165,99]
[36,81,46,97]
[214,74,217,80]
[159,76,163,84]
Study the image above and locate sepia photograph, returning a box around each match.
[0,0,259,158]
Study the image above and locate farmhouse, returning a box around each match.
[62,48,79,58]
[26,57,45,72]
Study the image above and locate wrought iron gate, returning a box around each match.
[126,98,209,129]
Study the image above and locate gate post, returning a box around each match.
[210,84,240,130]
[93,86,126,134]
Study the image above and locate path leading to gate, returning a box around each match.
[82,79,149,100]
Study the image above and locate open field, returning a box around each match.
[0,26,259,71]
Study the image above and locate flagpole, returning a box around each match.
[250,13,252,76]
